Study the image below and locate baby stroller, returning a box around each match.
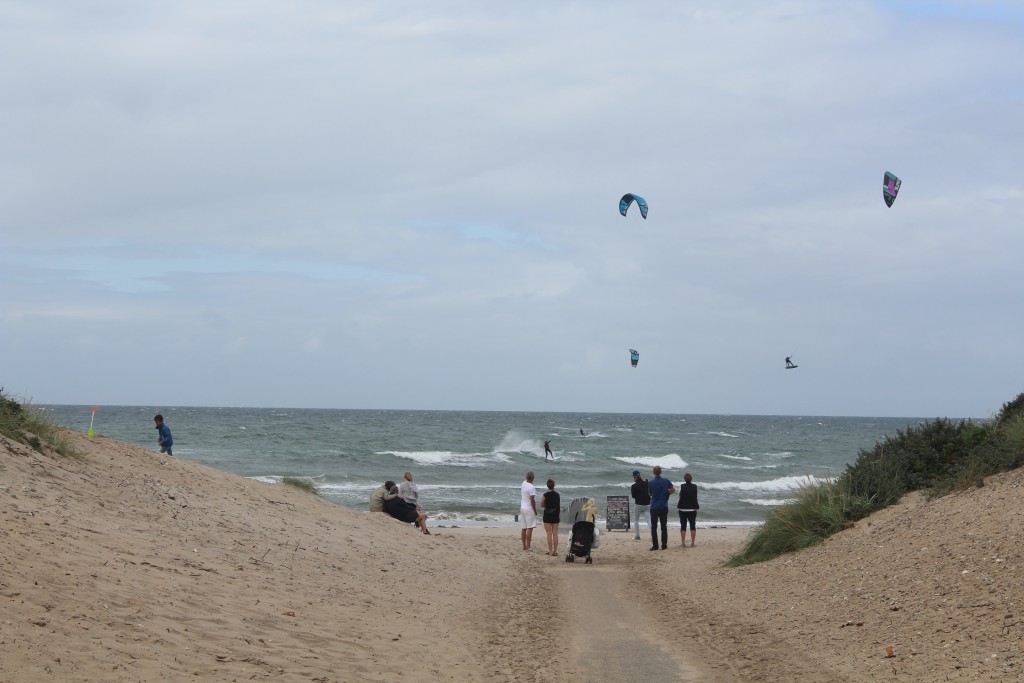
[565,520,595,564]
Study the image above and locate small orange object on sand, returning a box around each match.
[886,646,895,658]
[284,611,296,617]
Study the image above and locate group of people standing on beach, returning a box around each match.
[631,466,699,550]
[368,471,430,534]
[519,465,698,555]
[519,471,565,555]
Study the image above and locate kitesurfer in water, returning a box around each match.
[579,428,586,437]
[544,440,554,460]
[785,356,796,369]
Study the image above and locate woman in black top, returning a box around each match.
[541,479,561,556]
[676,472,699,547]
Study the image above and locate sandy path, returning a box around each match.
[556,555,702,682]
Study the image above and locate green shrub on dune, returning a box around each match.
[728,391,1024,567]
[281,476,321,496]
[0,389,81,458]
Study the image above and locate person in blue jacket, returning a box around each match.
[154,414,173,456]
[647,465,675,551]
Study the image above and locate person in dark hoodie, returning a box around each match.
[629,470,651,541]
[383,485,430,534]
[677,472,699,548]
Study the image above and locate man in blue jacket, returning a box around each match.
[647,465,675,551]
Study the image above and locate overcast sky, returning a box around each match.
[2,1,1022,417]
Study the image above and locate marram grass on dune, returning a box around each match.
[727,391,1024,567]
[0,389,80,458]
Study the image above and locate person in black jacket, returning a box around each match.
[676,472,699,548]
[383,485,430,535]
[541,479,561,556]
[629,470,651,541]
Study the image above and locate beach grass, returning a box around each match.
[0,391,81,458]
[728,390,1024,567]
[281,476,320,496]
[724,477,871,566]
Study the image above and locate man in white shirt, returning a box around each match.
[520,471,537,552]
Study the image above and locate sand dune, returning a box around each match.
[2,430,1022,681]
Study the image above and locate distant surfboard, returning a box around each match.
[786,365,799,369]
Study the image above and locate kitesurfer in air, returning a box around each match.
[544,440,554,460]
[785,356,796,369]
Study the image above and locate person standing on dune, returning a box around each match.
[154,414,173,456]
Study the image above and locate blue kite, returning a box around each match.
[619,193,648,219]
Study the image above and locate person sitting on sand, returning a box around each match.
[383,486,430,534]
[399,471,421,511]
[369,480,398,513]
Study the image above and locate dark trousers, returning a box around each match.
[650,508,668,548]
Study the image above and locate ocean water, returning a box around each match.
[42,406,925,527]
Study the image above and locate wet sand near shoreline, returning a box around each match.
[3,431,1022,681]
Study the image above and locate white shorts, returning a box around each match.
[520,508,536,529]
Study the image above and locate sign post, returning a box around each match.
[605,495,630,531]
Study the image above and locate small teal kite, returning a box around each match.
[619,193,648,219]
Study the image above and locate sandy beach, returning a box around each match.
[2,430,1022,682]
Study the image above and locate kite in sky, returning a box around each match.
[883,172,901,208]
[619,193,648,219]
[630,349,640,368]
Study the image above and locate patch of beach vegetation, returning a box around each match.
[281,476,320,496]
[727,391,1024,566]
[0,389,81,458]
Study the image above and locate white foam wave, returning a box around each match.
[740,498,795,506]
[614,454,688,470]
[377,450,506,467]
[702,475,831,492]
[379,450,461,465]
[706,431,739,438]
[719,454,752,461]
